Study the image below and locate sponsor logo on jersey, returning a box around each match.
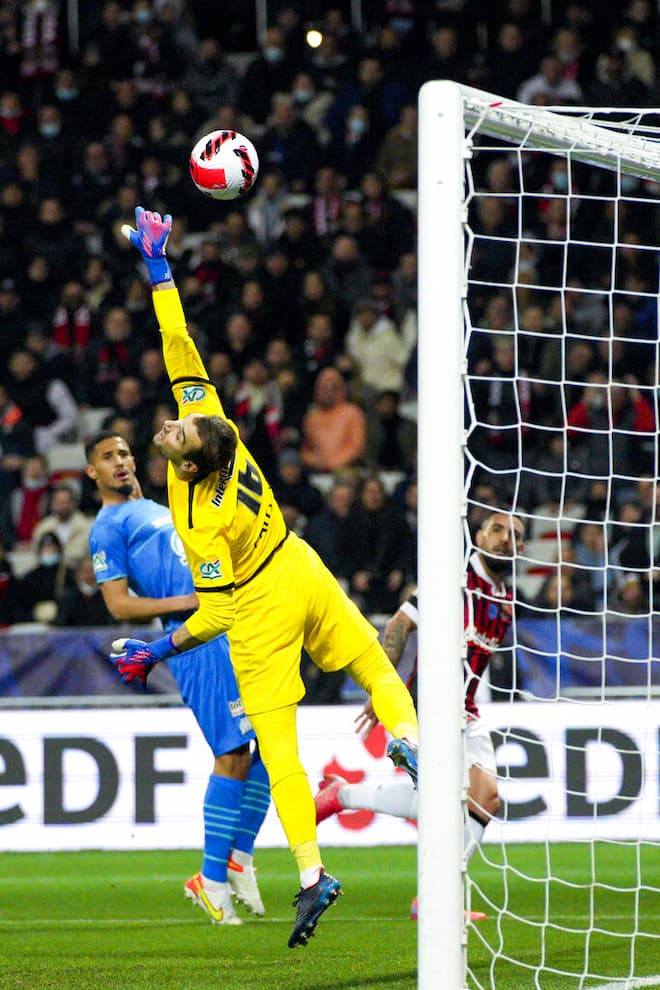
[92,550,108,573]
[228,697,245,716]
[181,385,206,405]
[199,559,222,579]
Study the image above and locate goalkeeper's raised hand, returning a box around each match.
[121,206,173,285]
[109,633,178,686]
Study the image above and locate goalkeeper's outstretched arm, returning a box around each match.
[121,206,227,420]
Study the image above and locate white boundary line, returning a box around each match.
[589,978,660,990]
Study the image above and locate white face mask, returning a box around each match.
[40,552,61,566]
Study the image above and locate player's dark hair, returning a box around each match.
[482,509,526,534]
[189,416,237,478]
[85,430,130,463]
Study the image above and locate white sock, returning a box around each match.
[230,849,253,868]
[300,865,322,889]
[341,780,419,819]
[464,815,485,863]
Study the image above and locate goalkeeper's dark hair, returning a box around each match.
[189,416,237,478]
[85,430,131,463]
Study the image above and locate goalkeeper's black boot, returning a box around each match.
[386,737,418,787]
[287,869,342,948]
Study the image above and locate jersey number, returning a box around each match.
[237,460,263,515]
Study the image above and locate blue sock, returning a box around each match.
[232,752,271,857]
[201,774,244,882]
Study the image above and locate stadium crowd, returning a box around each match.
[0,0,659,641]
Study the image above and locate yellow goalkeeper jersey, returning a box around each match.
[153,288,287,638]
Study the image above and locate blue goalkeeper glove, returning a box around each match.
[120,206,173,285]
[109,633,179,686]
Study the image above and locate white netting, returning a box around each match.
[459,92,660,990]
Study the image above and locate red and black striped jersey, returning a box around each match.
[464,551,513,718]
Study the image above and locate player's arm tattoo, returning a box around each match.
[382,613,409,668]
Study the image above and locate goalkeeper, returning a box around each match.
[112,207,419,949]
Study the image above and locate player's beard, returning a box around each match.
[117,482,135,497]
[482,552,512,575]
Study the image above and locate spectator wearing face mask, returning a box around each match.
[15,531,77,624]
[55,555,113,626]
[239,26,299,127]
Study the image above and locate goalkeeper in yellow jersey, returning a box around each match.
[112,207,419,948]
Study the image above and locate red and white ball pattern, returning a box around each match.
[189,130,259,201]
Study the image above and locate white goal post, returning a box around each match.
[418,80,660,989]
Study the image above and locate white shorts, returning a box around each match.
[466,717,496,776]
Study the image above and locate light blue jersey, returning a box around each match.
[90,498,254,754]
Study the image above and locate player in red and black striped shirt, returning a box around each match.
[314,512,525,895]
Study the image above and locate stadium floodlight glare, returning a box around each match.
[418,80,660,990]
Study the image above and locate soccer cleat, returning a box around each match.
[314,774,347,824]
[184,872,242,925]
[466,909,488,922]
[410,896,487,922]
[386,737,418,786]
[287,869,342,948]
[228,857,265,916]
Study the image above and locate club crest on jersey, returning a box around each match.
[199,559,222,579]
[488,603,499,620]
[92,550,108,573]
[181,385,206,405]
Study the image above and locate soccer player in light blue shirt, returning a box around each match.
[86,430,270,924]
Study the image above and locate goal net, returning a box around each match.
[417,81,660,990]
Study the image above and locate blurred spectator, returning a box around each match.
[138,348,171,406]
[270,446,325,525]
[341,474,415,615]
[517,53,583,105]
[22,196,87,281]
[321,234,372,316]
[308,166,343,245]
[239,25,299,127]
[303,478,356,584]
[484,24,531,99]
[140,452,169,505]
[326,55,406,147]
[5,347,78,455]
[79,306,138,407]
[0,539,18,627]
[246,168,289,248]
[102,375,153,455]
[610,571,648,615]
[359,170,415,270]
[567,374,655,479]
[345,297,410,403]
[56,554,114,627]
[375,103,418,190]
[15,531,77,625]
[231,356,282,480]
[300,366,366,473]
[0,382,34,499]
[276,207,323,277]
[182,37,238,117]
[289,70,333,146]
[51,278,91,359]
[417,24,470,90]
[20,254,57,327]
[0,277,27,362]
[327,103,376,188]
[300,311,339,397]
[584,46,650,107]
[217,209,262,279]
[4,454,50,548]
[31,483,92,568]
[364,389,417,474]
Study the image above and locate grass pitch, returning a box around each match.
[0,844,657,990]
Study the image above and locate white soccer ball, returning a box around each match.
[189,129,259,201]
